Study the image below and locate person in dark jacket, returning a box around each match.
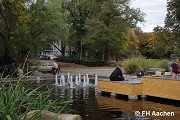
[110,67,124,81]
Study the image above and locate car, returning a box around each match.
[39,55,58,60]
[30,61,59,73]
[47,55,58,60]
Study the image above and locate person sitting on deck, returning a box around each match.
[110,67,124,81]
[171,58,179,79]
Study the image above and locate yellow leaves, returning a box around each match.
[1,0,30,34]
[9,0,30,34]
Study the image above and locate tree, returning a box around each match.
[0,0,69,66]
[135,31,152,58]
[165,0,180,53]
[84,0,144,63]
[63,0,91,58]
[149,26,174,58]
[124,28,140,57]
[26,0,69,56]
[0,0,29,65]
[165,0,180,32]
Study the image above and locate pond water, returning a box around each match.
[34,81,180,120]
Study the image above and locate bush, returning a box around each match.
[122,57,151,74]
[158,59,169,71]
[122,57,169,75]
[56,56,104,67]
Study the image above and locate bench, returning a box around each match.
[98,79,143,100]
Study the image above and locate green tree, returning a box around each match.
[84,0,144,63]
[0,0,29,65]
[149,26,174,58]
[135,31,152,58]
[27,0,69,56]
[64,0,91,58]
[165,0,180,32]
[165,0,180,53]
[124,28,140,57]
[0,0,69,66]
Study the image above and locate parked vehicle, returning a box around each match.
[47,55,58,60]
[30,61,59,73]
[39,55,58,60]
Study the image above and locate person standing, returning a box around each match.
[171,58,179,79]
[52,62,59,75]
[168,59,173,72]
[110,67,124,81]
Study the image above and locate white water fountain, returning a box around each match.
[34,70,42,84]
[54,72,98,87]
[78,73,81,84]
[58,75,62,86]
[83,75,86,87]
[61,74,65,86]
[86,74,89,85]
[67,72,70,85]
[70,76,74,88]
[75,75,79,85]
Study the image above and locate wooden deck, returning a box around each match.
[98,80,143,97]
[141,77,180,101]
[98,76,180,101]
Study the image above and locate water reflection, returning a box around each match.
[35,82,180,120]
[97,94,180,120]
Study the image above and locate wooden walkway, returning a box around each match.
[98,79,142,100]
[98,76,180,101]
[141,76,180,101]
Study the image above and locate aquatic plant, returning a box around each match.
[0,76,71,120]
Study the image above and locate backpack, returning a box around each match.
[137,71,144,78]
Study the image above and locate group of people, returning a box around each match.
[2,67,23,78]
[168,58,179,79]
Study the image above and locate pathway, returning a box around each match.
[56,61,137,79]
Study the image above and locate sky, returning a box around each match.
[131,0,167,32]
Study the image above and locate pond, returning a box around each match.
[34,80,180,120]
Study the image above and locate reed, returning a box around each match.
[0,76,71,120]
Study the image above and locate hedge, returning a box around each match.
[55,56,104,67]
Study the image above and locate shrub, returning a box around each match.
[122,57,152,75]
[158,59,169,71]
[56,56,104,67]
[122,57,169,75]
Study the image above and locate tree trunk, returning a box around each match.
[103,44,109,65]
[61,45,66,56]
